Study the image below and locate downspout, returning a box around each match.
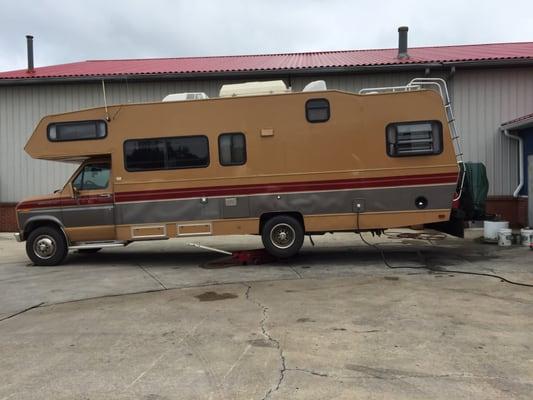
[501,128,524,197]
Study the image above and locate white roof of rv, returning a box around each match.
[219,80,290,97]
[162,92,209,102]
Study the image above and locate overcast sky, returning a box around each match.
[1,0,532,72]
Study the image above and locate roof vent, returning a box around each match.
[26,35,34,73]
[397,26,409,59]
[303,80,327,92]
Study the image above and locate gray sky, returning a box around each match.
[1,0,533,72]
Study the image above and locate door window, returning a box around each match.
[73,163,110,190]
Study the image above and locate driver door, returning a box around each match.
[62,160,115,242]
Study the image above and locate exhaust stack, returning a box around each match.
[26,35,34,72]
[398,26,409,59]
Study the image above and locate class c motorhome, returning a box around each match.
[15,78,463,265]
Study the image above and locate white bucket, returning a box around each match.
[520,228,533,247]
[498,228,513,246]
[484,221,509,243]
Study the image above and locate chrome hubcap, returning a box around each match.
[270,223,296,249]
[33,235,56,259]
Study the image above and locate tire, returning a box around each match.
[26,226,68,266]
[77,248,102,254]
[261,215,304,258]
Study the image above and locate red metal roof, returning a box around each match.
[1,41,532,81]
[501,112,533,129]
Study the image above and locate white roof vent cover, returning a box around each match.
[162,92,209,102]
[303,80,327,92]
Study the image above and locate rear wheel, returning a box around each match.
[261,215,304,258]
[26,226,68,266]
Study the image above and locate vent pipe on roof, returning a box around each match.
[26,35,34,73]
[398,26,409,59]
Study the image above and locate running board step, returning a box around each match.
[69,241,128,250]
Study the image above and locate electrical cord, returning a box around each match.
[355,211,533,288]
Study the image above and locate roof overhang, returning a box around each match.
[501,113,533,132]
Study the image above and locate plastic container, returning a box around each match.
[498,228,513,246]
[520,228,533,247]
[484,221,509,243]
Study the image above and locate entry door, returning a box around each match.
[62,161,115,241]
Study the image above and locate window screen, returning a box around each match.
[48,120,107,142]
[219,133,246,166]
[306,98,330,123]
[124,136,209,171]
[386,121,443,157]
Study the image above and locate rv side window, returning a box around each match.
[48,120,107,142]
[124,136,209,171]
[386,121,443,157]
[219,133,246,166]
[306,99,330,123]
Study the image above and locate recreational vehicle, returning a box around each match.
[15,78,463,265]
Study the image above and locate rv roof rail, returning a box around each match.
[358,84,420,95]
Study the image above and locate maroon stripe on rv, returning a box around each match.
[114,172,459,203]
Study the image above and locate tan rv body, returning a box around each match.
[16,88,459,260]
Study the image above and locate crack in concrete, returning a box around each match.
[0,302,44,323]
[137,263,167,290]
[286,368,329,377]
[243,284,286,400]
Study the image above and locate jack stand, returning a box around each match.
[188,243,276,267]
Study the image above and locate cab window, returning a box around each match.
[73,163,110,190]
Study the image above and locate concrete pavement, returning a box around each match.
[0,232,532,399]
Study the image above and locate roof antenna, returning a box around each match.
[101,79,110,121]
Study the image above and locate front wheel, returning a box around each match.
[261,215,304,258]
[26,226,68,266]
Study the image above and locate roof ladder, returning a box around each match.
[406,78,466,201]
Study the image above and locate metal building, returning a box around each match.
[1,30,533,231]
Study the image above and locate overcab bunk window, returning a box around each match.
[124,136,209,171]
[48,120,107,142]
[305,99,330,123]
[386,121,443,157]
[219,133,246,166]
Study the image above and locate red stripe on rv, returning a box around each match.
[114,172,459,203]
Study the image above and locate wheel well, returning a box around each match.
[24,220,68,243]
[259,212,305,234]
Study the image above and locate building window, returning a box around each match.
[306,98,330,123]
[386,121,443,157]
[48,120,107,142]
[219,133,246,166]
[72,163,110,190]
[124,136,209,171]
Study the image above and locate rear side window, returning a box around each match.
[386,121,443,157]
[306,98,330,123]
[124,135,209,171]
[48,120,107,142]
[219,133,246,166]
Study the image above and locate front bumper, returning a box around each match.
[14,232,22,242]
